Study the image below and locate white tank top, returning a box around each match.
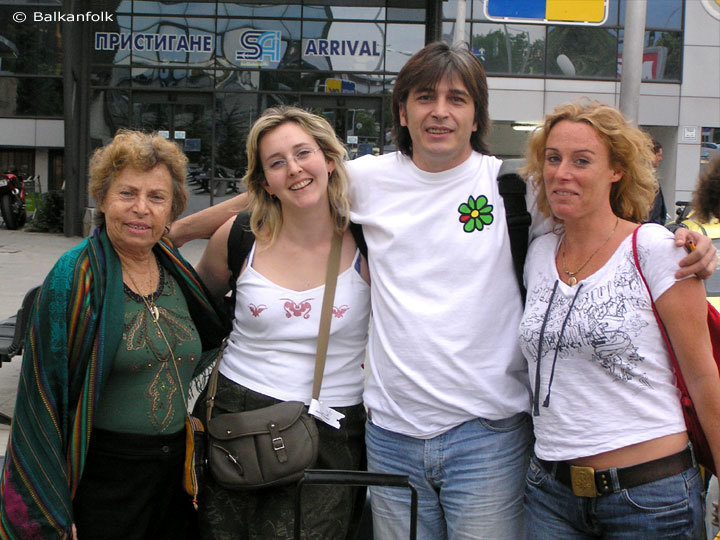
[220,243,370,407]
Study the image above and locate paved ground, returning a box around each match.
[0,228,208,456]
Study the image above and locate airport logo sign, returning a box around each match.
[235,29,282,66]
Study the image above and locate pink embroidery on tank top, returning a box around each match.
[280,298,314,319]
[248,304,267,317]
[332,305,349,318]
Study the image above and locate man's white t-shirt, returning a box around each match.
[348,151,542,438]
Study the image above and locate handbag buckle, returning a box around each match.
[272,436,285,451]
[570,466,597,498]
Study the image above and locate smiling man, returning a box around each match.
[170,42,716,540]
[345,42,534,540]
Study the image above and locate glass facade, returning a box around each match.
[446,0,684,81]
[0,1,687,122]
[0,0,689,230]
[0,0,688,121]
[82,0,428,211]
[0,2,64,118]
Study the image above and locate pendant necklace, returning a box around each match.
[561,216,619,286]
[126,258,160,323]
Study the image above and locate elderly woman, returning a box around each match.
[519,102,720,538]
[0,130,226,539]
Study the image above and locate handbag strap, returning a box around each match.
[206,230,344,423]
[206,339,226,424]
[631,226,688,394]
[312,230,343,400]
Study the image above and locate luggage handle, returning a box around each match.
[293,469,418,540]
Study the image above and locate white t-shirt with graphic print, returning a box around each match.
[519,224,688,461]
[348,151,541,438]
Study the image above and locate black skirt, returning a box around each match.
[73,427,198,540]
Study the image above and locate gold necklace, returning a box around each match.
[126,258,160,322]
[127,260,195,507]
[561,216,620,286]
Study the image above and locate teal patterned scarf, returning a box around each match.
[0,227,226,538]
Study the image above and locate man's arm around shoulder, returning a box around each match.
[169,193,249,246]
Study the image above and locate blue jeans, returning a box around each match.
[365,413,532,540]
[524,454,705,539]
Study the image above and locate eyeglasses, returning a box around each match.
[263,147,321,174]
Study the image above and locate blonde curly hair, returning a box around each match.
[88,129,188,226]
[522,101,656,224]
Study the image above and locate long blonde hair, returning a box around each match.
[242,106,350,244]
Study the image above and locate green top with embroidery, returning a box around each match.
[93,267,202,434]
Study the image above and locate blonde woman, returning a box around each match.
[519,102,720,538]
[194,106,370,539]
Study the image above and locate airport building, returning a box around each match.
[0,0,718,235]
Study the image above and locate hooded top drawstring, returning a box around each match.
[533,280,584,416]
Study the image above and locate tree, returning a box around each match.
[546,27,618,78]
[472,28,544,75]
[653,32,681,81]
[216,105,245,174]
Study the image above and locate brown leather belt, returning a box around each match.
[537,447,694,498]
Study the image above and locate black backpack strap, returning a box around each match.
[497,160,531,302]
[349,221,367,260]
[227,211,255,313]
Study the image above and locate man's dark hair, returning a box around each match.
[391,41,490,156]
[652,138,662,154]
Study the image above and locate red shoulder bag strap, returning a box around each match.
[631,225,690,397]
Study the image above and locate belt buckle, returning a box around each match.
[570,466,597,498]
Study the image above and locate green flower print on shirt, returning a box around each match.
[458,195,494,232]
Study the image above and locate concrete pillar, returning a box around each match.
[619,0,647,123]
[454,0,467,45]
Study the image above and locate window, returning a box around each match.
[0,6,63,75]
[547,26,618,79]
[455,0,684,82]
[0,77,63,117]
[470,23,545,76]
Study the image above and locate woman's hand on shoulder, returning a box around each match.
[195,215,236,300]
[674,228,717,280]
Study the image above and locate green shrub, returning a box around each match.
[26,190,64,233]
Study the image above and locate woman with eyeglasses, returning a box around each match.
[193,106,370,539]
[518,101,720,538]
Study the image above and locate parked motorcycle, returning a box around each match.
[0,173,27,230]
